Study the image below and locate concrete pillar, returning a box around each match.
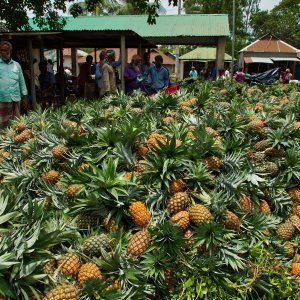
[120,35,126,92]
[39,37,44,62]
[216,37,226,76]
[27,39,37,109]
[71,48,77,76]
[180,60,184,80]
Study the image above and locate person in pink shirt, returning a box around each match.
[234,68,246,83]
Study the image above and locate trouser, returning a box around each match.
[0,101,21,127]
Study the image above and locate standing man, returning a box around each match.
[148,55,169,93]
[189,66,198,79]
[0,41,28,127]
[77,55,93,97]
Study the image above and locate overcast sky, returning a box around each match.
[162,0,281,15]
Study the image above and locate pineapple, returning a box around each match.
[240,194,253,212]
[78,163,90,172]
[77,263,102,286]
[63,120,77,128]
[247,151,266,162]
[103,217,118,232]
[292,205,300,217]
[291,254,300,276]
[188,204,213,226]
[276,222,295,240]
[204,156,222,170]
[43,283,79,300]
[170,211,190,231]
[205,127,218,137]
[57,253,81,277]
[43,257,56,275]
[77,214,100,230]
[253,140,271,151]
[82,234,111,257]
[164,269,175,290]
[123,171,136,180]
[147,133,166,149]
[247,119,265,132]
[287,188,300,203]
[52,145,68,160]
[259,200,271,213]
[224,210,240,231]
[289,215,300,231]
[14,129,31,144]
[283,241,295,258]
[42,170,60,184]
[126,230,151,258]
[13,122,26,133]
[136,145,149,158]
[135,160,147,173]
[169,179,186,194]
[65,184,81,199]
[184,229,195,247]
[264,147,285,158]
[255,162,278,175]
[128,201,151,227]
[167,192,190,215]
[163,116,176,124]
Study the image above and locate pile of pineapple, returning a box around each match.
[0,80,300,299]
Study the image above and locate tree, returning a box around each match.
[0,0,167,31]
[250,0,300,48]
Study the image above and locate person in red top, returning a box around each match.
[77,55,93,97]
[234,68,246,83]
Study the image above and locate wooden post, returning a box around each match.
[94,48,97,63]
[216,37,226,78]
[39,37,44,62]
[121,35,126,92]
[71,48,77,76]
[180,60,184,80]
[59,46,65,104]
[27,39,37,109]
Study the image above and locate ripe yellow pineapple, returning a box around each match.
[247,119,265,132]
[170,210,190,231]
[167,192,190,215]
[42,170,60,184]
[240,194,253,212]
[205,127,218,137]
[276,222,295,240]
[169,179,186,194]
[126,230,151,258]
[52,145,68,160]
[289,215,300,231]
[43,255,56,274]
[287,188,300,203]
[128,201,151,227]
[188,204,213,226]
[163,116,176,124]
[224,210,240,231]
[164,268,175,290]
[292,205,300,217]
[78,163,90,172]
[184,229,195,247]
[147,133,167,149]
[136,145,149,158]
[57,253,81,277]
[135,160,148,173]
[204,156,222,171]
[13,122,26,133]
[65,184,81,199]
[123,171,136,180]
[43,283,79,300]
[14,129,31,144]
[77,263,102,286]
[259,200,271,213]
[63,120,78,128]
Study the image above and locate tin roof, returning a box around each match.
[179,47,233,61]
[240,34,299,54]
[26,14,229,46]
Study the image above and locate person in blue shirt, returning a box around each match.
[209,63,217,80]
[147,55,169,93]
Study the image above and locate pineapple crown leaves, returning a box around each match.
[215,171,246,197]
[221,151,246,173]
[113,143,138,171]
[278,147,300,183]
[148,222,185,257]
[154,92,180,112]
[0,160,38,192]
[81,278,124,300]
[193,222,238,254]
[96,125,123,149]
[150,135,186,159]
[241,212,281,245]
[140,250,172,284]
[0,191,21,227]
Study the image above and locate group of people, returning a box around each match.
[189,65,231,81]
[77,50,170,97]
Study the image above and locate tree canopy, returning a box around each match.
[250,0,300,48]
[0,0,166,31]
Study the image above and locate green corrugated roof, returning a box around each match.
[179,47,233,61]
[29,14,230,37]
